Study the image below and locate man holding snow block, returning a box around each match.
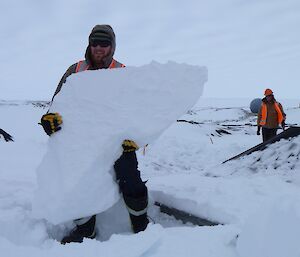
[257,88,286,142]
[39,25,149,244]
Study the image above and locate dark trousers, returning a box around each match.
[114,151,149,233]
[262,127,277,142]
[74,152,147,227]
[114,151,147,198]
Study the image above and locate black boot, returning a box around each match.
[129,213,149,233]
[61,215,96,244]
[123,191,149,233]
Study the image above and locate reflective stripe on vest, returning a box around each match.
[75,60,90,72]
[109,59,125,69]
[75,59,125,73]
[125,203,148,216]
[259,102,284,126]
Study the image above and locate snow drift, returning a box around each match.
[32,61,207,224]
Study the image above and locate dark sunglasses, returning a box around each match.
[90,40,111,47]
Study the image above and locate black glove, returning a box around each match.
[40,113,63,136]
[281,121,286,130]
[0,129,14,142]
[256,126,261,136]
[122,140,139,152]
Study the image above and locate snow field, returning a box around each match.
[0,97,300,256]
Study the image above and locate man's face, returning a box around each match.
[90,41,112,64]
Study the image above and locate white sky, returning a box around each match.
[1,0,300,100]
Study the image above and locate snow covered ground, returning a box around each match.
[0,97,300,257]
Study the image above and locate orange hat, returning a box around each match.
[264,88,273,96]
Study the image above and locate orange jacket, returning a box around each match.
[52,59,125,101]
[75,59,125,73]
[258,101,285,127]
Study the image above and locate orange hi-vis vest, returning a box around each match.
[259,102,284,126]
[75,59,125,73]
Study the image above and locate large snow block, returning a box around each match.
[32,61,207,224]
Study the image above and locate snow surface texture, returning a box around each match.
[32,62,207,224]
[1,97,300,256]
[236,198,300,257]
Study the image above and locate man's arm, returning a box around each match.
[51,63,78,102]
[257,106,263,125]
[257,106,262,135]
[41,63,77,136]
[279,102,286,130]
[279,103,286,120]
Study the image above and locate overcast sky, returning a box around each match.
[1,0,300,100]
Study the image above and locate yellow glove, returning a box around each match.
[40,113,63,136]
[122,140,139,152]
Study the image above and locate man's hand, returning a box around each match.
[122,140,139,152]
[281,121,286,130]
[0,129,14,142]
[256,126,261,136]
[40,113,63,136]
